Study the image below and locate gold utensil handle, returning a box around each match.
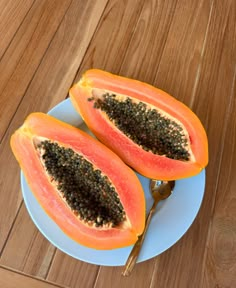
[122,205,156,276]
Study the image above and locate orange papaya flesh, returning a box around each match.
[70,69,208,180]
[10,113,145,250]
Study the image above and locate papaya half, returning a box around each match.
[70,69,208,180]
[10,113,145,250]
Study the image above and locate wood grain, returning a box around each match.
[0,266,65,288]
[46,1,146,285]
[47,250,99,288]
[150,0,236,287]
[0,203,55,278]
[203,81,236,287]
[74,0,145,77]
[202,1,236,286]
[152,0,214,106]
[0,0,72,140]
[119,0,178,83]
[0,0,107,258]
[0,0,34,59]
[93,1,213,287]
[94,259,156,288]
[0,0,235,287]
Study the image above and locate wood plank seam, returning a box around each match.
[0,265,67,288]
[66,0,111,92]
[41,0,110,280]
[149,256,158,288]
[145,0,178,86]
[92,266,101,288]
[116,0,150,76]
[0,0,36,63]
[0,0,74,144]
[0,201,23,257]
[200,63,236,288]
[76,2,155,285]
[0,1,48,99]
[0,0,235,287]
[43,246,57,280]
[198,2,236,284]
[116,0,179,84]
[189,0,214,109]
[151,1,178,84]
[46,1,146,282]
[58,1,150,280]
[68,0,146,91]
[153,0,210,95]
[0,0,110,280]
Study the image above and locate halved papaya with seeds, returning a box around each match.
[10,113,145,250]
[70,69,208,180]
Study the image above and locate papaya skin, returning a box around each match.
[70,69,208,180]
[10,113,145,250]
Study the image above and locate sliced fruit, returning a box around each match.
[10,113,145,250]
[70,69,208,180]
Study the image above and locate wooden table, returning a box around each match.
[0,1,235,287]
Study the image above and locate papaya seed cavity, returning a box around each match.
[89,91,191,161]
[37,140,126,228]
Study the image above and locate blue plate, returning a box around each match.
[21,98,205,266]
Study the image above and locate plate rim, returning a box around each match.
[20,98,206,266]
